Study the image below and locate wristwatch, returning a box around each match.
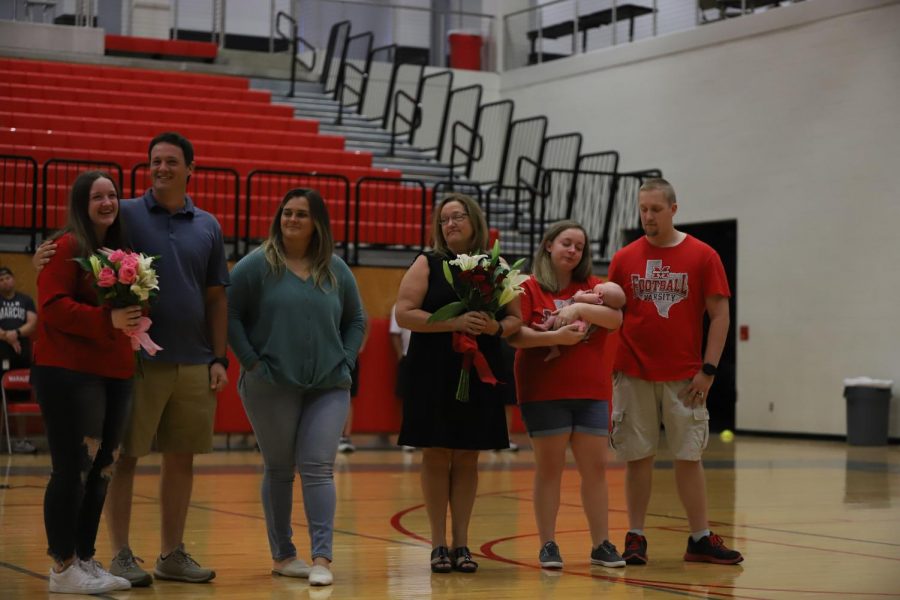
[209,356,230,370]
[494,322,504,338]
[701,362,718,376]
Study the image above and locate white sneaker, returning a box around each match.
[308,564,333,586]
[48,563,118,594]
[401,445,416,452]
[272,558,311,578]
[79,558,132,591]
[337,437,356,453]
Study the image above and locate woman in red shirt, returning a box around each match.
[509,220,626,570]
[32,171,142,595]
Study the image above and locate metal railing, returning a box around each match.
[449,121,484,183]
[440,84,483,166]
[322,20,352,96]
[388,90,423,157]
[409,70,454,155]
[0,153,655,267]
[0,155,39,251]
[504,0,808,69]
[469,100,515,186]
[335,32,374,125]
[353,177,430,264]
[276,11,317,98]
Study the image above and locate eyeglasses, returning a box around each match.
[439,212,469,226]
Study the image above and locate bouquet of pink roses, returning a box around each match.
[427,240,528,401]
[75,248,163,355]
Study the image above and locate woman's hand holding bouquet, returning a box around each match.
[76,248,163,355]
[427,241,528,401]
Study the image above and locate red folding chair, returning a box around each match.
[1,369,40,455]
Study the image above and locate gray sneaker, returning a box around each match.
[590,539,626,567]
[154,544,216,583]
[109,546,153,587]
[539,541,564,569]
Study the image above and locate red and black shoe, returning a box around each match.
[684,532,743,564]
[622,532,648,565]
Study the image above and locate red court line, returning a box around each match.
[389,487,900,599]
[389,502,757,600]
[480,530,900,599]
[479,533,766,600]
[498,492,900,550]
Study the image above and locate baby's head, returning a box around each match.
[596,281,626,309]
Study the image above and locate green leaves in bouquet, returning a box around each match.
[442,260,454,287]
[426,300,466,323]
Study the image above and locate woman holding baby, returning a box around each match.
[508,220,626,570]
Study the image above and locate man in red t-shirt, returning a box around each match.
[608,178,743,566]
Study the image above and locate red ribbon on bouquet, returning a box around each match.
[452,332,498,401]
[127,316,163,356]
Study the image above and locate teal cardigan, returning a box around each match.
[227,249,366,391]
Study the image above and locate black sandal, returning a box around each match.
[451,546,478,573]
[430,546,452,573]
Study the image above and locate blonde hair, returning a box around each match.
[532,220,593,293]
[261,188,336,290]
[639,177,676,204]
[431,193,489,256]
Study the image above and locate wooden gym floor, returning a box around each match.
[1,434,899,599]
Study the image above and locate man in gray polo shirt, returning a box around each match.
[35,132,229,586]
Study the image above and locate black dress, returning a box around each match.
[397,252,510,450]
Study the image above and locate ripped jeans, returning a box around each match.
[32,365,133,562]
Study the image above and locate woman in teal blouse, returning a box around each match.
[227,188,366,587]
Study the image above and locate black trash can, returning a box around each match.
[844,382,892,446]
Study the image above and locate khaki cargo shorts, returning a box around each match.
[610,372,709,462]
[123,361,217,457]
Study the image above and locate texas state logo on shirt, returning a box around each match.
[630,259,689,318]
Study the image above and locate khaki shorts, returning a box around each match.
[123,361,217,457]
[610,372,709,462]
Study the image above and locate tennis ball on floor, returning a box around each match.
[719,429,734,443]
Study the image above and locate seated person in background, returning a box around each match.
[532,281,625,361]
[0,266,38,453]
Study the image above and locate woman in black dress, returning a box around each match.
[395,193,521,573]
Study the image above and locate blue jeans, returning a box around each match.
[32,365,133,562]
[239,369,350,561]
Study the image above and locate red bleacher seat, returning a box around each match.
[1,97,318,134]
[0,57,427,249]
[0,57,243,89]
[104,34,218,62]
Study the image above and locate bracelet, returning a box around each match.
[209,356,230,370]
[494,322,504,338]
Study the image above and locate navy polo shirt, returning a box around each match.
[120,190,230,364]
